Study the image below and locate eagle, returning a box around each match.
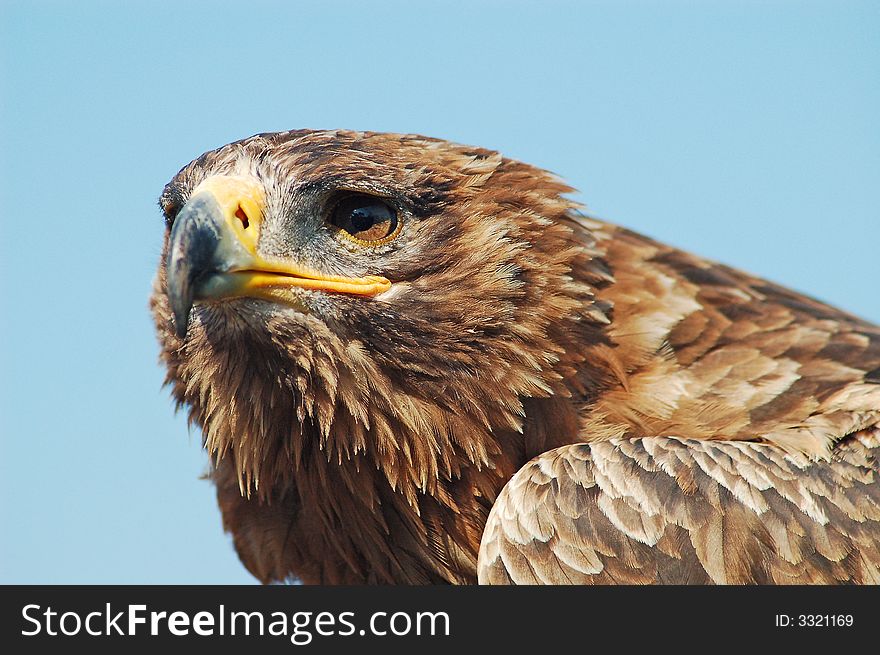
[151,129,880,584]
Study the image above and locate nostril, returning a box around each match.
[235,206,249,229]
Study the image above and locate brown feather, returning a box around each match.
[151,129,880,584]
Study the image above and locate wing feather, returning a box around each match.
[478,430,880,584]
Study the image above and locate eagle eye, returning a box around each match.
[329,194,399,244]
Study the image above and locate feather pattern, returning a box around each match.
[479,431,880,584]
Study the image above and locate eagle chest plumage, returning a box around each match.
[152,129,880,584]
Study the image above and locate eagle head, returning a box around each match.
[151,130,613,580]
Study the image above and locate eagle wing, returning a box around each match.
[477,430,880,584]
[477,216,880,584]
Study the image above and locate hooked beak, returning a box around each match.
[165,175,391,338]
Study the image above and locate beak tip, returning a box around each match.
[168,287,193,340]
[166,269,194,340]
[173,312,190,340]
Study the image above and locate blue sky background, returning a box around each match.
[0,0,877,583]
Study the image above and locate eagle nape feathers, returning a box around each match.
[151,129,880,585]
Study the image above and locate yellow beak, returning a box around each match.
[165,175,391,337]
